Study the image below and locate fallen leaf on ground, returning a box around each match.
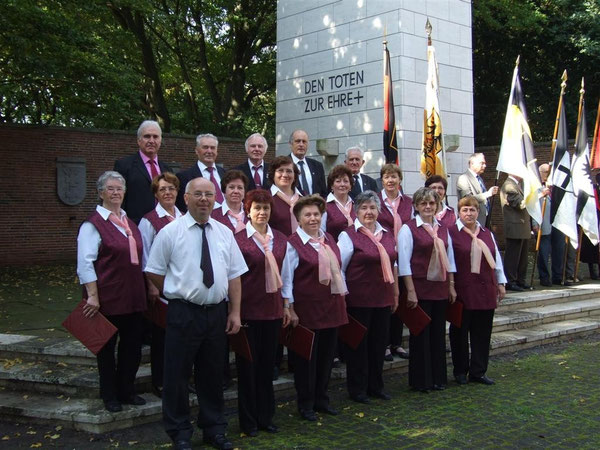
[572,375,582,380]
[355,412,365,418]
[30,444,42,448]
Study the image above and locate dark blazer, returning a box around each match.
[350,173,380,199]
[290,155,327,198]
[175,163,226,212]
[456,170,489,226]
[232,161,272,191]
[113,152,172,224]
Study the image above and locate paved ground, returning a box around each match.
[1,334,599,449]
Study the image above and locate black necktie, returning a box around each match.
[298,160,310,195]
[198,223,214,288]
[351,175,361,197]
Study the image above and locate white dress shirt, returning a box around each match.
[281,227,325,302]
[247,159,265,185]
[77,205,129,284]
[455,219,507,284]
[397,215,456,277]
[320,192,353,233]
[145,214,248,305]
[245,222,274,253]
[138,203,182,269]
[270,184,303,197]
[291,153,313,194]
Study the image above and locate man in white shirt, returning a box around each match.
[232,133,271,191]
[146,177,247,450]
[288,129,327,197]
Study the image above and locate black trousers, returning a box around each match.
[163,300,227,442]
[504,238,529,285]
[151,323,165,388]
[408,300,447,390]
[345,306,390,398]
[236,319,282,432]
[449,308,495,378]
[96,312,143,403]
[289,327,337,412]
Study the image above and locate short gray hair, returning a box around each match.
[288,129,308,144]
[97,171,126,192]
[196,133,219,147]
[412,187,440,215]
[137,120,161,139]
[345,146,364,159]
[468,153,485,166]
[245,133,268,151]
[353,190,381,213]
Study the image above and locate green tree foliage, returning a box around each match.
[474,0,600,146]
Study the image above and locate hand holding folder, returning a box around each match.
[445,300,463,327]
[279,324,315,361]
[144,297,169,329]
[62,300,117,355]
[395,299,431,336]
[229,327,253,362]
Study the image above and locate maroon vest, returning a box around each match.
[449,224,498,310]
[85,212,147,316]
[211,206,246,234]
[406,219,449,301]
[142,209,172,234]
[288,232,348,329]
[344,227,396,308]
[437,206,457,228]
[269,195,294,236]
[235,229,287,320]
[325,201,356,241]
[377,193,413,234]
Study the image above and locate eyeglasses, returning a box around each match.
[189,191,215,199]
[275,168,294,174]
[105,186,124,193]
[158,186,177,193]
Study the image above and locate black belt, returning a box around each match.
[171,298,224,309]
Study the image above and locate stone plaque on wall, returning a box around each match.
[57,157,86,206]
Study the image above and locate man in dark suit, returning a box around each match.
[500,174,532,291]
[288,129,327,198]
[176,133,226,212]
[344,146,379,199]
[114,120,172,224]
[456,153,498,226]
[232,133,271,191]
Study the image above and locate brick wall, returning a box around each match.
[0,124,275,265]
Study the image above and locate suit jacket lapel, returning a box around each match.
[134,153,151,182]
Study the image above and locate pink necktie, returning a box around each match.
[335,199,354,227]
[253,165,262,188]
[309,236,348,295]
[462,226,496,274]
[252,232,283,293]
[422,223,450,282]
[108,213,139,265]
[275,191,300,233]
[358,227,394,284]
[148,159,159,180]
[227,210,246,233]
[385,196,402,238]
[207,166,224,203]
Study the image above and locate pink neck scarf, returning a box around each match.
[436,206,448,221]
[108,212,139,265]
[335,198,354,227]
[252,231,283,293]
[276,191,300,233]
[385,195,402,238]
[227,209,246,233]
[422,222,450,282]
[461,225,496,274]
[309,235,347,295]
[358,226,394,284]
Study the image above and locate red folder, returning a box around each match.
[144,297,169,329]
[62,300,118,355]
[229,327,253,362]
[446,301,463,327]
[395,300,431,337]
[338,315,367,350]
[279,324,315,361]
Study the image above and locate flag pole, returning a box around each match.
[573,78,586,281]
[532,71,568,287]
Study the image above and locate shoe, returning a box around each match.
[299,409,317,421]
[469,375,495,385]
[242,429,258,437]
[119,395,146,406]
[384,348,394,362]
[332,357,341,368]
[272,366,280,381]
[540,279,552,287]
[553,280,572,286]
[517,282,532,290]
[152,385,163,398]
[315,405,339,415]
[368,391,391,400]
[204,433,233,450]
[396,348,409,359]
[259,424,279,433]
[455,374,468,385]
[505,283,523,292]
[432,384,446,391]
[104,400,122,412]
[350,394,371,404]
[173,440,192,450]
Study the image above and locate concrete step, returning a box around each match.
[497,283,600,312]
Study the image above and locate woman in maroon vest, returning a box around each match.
[234,189,294,436]
[338,191,399,403]
[398,187,457,392]
[211,169,249,233]
[449,196,506,386]
[321,165,356,241]
[378,164,413,361]
[425,175,457,228]
[138,172,182,398]
[282,195,348,421]
[268,156,302,237]
[76,171,147,412]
